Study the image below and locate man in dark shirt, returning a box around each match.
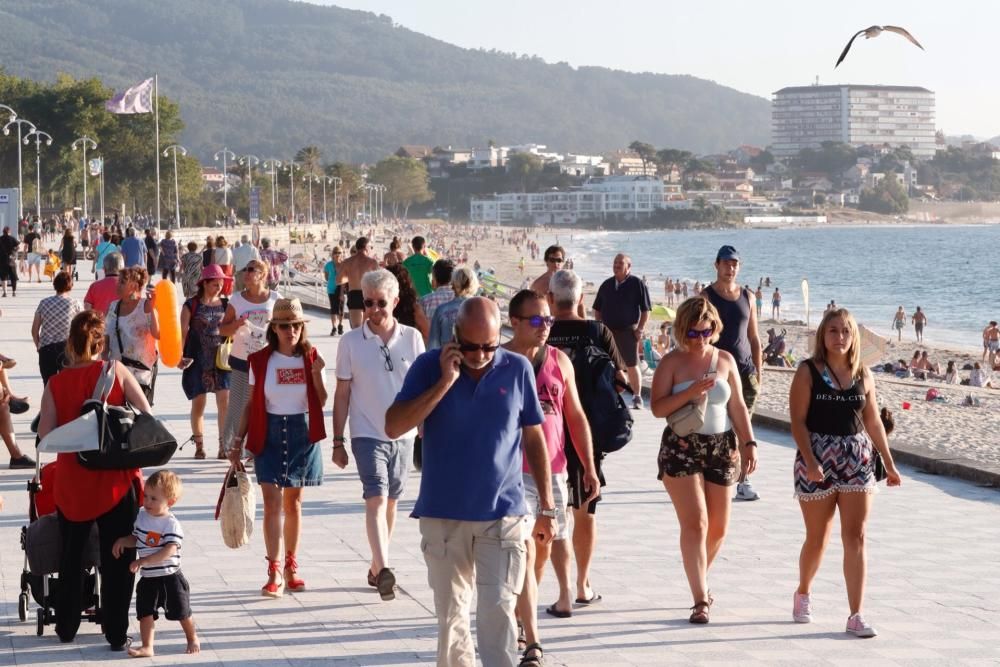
[546,269,627,608]
[0,227,19,297]
[592,253,651,409]
[702,245,763,501]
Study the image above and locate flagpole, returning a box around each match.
[154,74,161,229]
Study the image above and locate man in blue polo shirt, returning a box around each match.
[386,297,554,667]
[120,227,145,268]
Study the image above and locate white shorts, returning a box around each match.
[522,472,569,541]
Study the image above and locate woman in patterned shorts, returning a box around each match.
[650,297,756,625]
[789,308,901,638]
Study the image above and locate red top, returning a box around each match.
[246,346,326,455]
[51,362,143,522]
[83,276,119,315]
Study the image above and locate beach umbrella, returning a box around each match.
[801,279,810,327]
[858,324,889,367]
[649,304,676,321]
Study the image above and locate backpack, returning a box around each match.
[570,322,633,455]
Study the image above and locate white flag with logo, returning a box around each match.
[105,77,154,114]
[88,158,103,177]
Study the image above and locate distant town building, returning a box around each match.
[469,146,508,170]
[771,84,937,159]
[395,145,433,159]
[605,151,650,176]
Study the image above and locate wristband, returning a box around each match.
[333,435,346,443]
[743,440,757,448]
[333,444,345,450]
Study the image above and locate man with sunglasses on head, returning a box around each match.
[504,289,599,665]
[337,237,380,331]
[530,245,585,319]
[702,245,764,502]
[333,269,425,602]
[386,297,554,667]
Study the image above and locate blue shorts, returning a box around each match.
[350,436,414,499]
[254,413,323,488]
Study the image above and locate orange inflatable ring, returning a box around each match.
[155,279,183,368]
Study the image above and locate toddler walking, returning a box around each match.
[113,470,199,656]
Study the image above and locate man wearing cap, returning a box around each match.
[592,253,650,409]
[703,245,763,501]
[332,268,425,601]
[385,297,554,667]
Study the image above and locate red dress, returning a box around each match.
[50,362,143,522]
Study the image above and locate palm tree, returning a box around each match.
[295,145,323,177]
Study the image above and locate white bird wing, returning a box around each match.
[835,28,869,67]
[883,25,925,50]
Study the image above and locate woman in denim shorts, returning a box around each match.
[649,297,756,625]
[231,298,328,599]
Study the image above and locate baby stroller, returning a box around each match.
[19,460,102,636]
[763,328,789,367]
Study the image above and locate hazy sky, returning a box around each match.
[309,0,997,139]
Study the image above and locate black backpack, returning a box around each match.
[570,322,633,455]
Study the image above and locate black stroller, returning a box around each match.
[763,328,790,367]
[19,459,103,636]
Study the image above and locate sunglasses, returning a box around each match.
[545,257,564,264]
[515,314,555,328]
[457,341,500,354]
[276,322,303,331]
[243,266,262,273]
[686,326,715,339]
[363,298,389,309]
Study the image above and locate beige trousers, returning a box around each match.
[419,516,526,667]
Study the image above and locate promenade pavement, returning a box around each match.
[0,275,997,665]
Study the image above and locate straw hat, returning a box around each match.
[198,264,228,284]
[270,298,308,324]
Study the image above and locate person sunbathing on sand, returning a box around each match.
[969,363,995,389]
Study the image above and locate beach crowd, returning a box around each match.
[3,211,912,666]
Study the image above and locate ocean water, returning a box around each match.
[561,224,999,351]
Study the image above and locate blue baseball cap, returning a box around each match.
[716,245,740,261]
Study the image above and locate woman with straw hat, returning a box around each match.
[230,297,328,598]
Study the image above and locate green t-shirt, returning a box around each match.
[402,253,434,297]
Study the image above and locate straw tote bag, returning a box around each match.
[214,461,255,548]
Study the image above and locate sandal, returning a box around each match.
[217,439,227,460]
[262,558,284,598]
[519,642,544,667]
[517,621,526,652]
[284,552,306,592]
[184,434,205,460]
[689,601,710,624]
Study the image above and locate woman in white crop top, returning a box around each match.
[649,297,756,625]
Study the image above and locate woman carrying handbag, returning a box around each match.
[649,297,756,625]
[37,310,152,650]
[229,298,327,598]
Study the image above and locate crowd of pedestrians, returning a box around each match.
[1,213,906,665]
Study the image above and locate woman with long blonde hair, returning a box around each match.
[789,307,901,638]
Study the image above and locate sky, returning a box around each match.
[309,0,998,139]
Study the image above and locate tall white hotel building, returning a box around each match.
[771,85,936,159]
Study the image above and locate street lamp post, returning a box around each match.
[213,147,236,211]
[24,128,53,221]
[262,159,282,211]
[3,118,36,219]
[303,175,318,225]
[0,105,16,186]
[285,161,299,223]
[376,184,387,221]
[71,136,98,222]
[162,144,188,227]
[239,154,259,192]
[329,176,341,224]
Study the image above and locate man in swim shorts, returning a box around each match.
[338,236,379,331]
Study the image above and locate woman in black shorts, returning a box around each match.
[60,228,77,279]
[649,297,756,624]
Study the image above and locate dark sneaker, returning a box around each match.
[331,327,336,336]
[9,455,35,469]
[337,324,343,335]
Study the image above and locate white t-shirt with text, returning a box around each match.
[249,350,328,415]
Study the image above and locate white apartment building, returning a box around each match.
[468,146,509,170]
[470,175,668,225]
[772,84,936,159]
[560,154,610,177]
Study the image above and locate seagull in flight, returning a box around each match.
[835,25,924,67]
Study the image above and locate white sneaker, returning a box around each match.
[734,480,760,501]
[792,592,812,623]
[632,395,643,410]
[846,613,877,638]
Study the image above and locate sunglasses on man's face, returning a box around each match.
[545,257,564,264]
[457,341,500,354]
[516,314,555,329]
[363,298,389,309]
[686,327,715,339]
[276,322,303,331]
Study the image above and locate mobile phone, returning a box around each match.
[702,371,718,382]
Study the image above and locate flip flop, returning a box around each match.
[544,604,571,619]
[575,593,602,605]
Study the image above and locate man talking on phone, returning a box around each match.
[386,297,554,667]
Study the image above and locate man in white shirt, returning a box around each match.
[231,234,261,292]
[333,268,426,601]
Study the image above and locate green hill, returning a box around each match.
[0,0,771,162]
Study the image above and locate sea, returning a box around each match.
[561,224,999,352]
